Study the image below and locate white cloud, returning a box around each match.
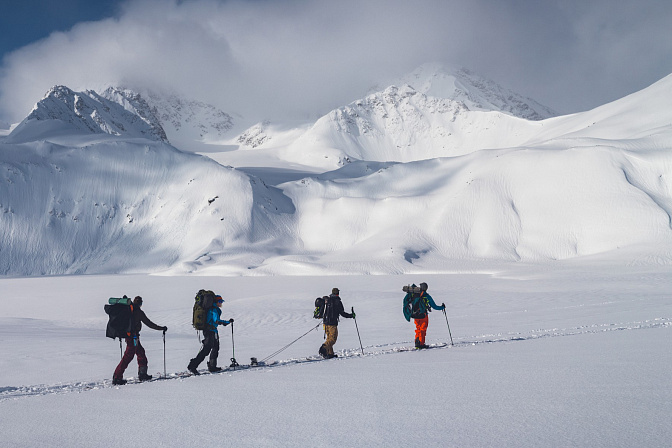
[1,0,671,123]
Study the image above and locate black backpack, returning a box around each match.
[313,296,327,319]
[193,289,216,330]
[322,296,343,324]
[104,296,133,340]
[402,284,429,321]
[409,293,428,319]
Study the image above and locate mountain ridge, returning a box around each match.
[1,66,671,275]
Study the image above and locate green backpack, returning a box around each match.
[192,290,216,330]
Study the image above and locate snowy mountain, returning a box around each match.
[0,87,295,275]
[279,84,544,167]
[0,134,297,275]
[232,65,557,168]
[141,89,236,150]
[1,67,672,276]
[388,63,557,120]
[6,86,168,144]
[260,64,558,168]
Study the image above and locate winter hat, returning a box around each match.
[419,282,428,291]
[332,288,339,295]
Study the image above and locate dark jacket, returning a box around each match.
[131,307,164,335]
[322,294,353,326]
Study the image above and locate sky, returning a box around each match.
[1,0,671,125]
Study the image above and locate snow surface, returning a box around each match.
[0,264,670,447]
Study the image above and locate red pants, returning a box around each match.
[114,337,148,379]
[414,316,429,345]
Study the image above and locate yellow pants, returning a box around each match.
[323,325,338,356]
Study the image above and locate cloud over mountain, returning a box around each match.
[1,0,671,125]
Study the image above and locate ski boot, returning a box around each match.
[187,360,200,375]
[415,339,428,350]
[207,361,222,373]
[112,377,127,386]
[138,366,153,381]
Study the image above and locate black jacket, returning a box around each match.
[131,307,164,335]
[322,294,353,326]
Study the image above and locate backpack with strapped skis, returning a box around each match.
[104,295,133,340]
[193,289,216,330]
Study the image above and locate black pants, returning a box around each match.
[190,331,220,368]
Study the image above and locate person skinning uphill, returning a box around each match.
[188,294,233,374]
[112,296,167,385]
[403,282,445,349]
[318,288,354,359]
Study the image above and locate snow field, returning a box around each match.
[1,263,670,446]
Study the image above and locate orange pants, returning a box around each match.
[414,316,429,345]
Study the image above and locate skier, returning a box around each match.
[112,296,168,385]
[188,295,233,374]
[319,288,354,359]
[403,282,445,349]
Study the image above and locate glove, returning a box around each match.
[229,318,234,323]
[351,311,356,318]
[441,303,446,310]
[162,326,168,332]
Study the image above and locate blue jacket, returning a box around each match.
[423,292,444,312]
[206,306,231,332]
[403,291,444,322]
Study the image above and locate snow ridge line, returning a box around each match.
[1,317,668,401]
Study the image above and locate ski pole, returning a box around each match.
[230,321,239,368]
[162,329,167,378]
[260,322,322,364]
[442,304,454,346]
[352,307,364,355]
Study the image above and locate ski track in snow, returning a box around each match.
[2,316,668,402]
